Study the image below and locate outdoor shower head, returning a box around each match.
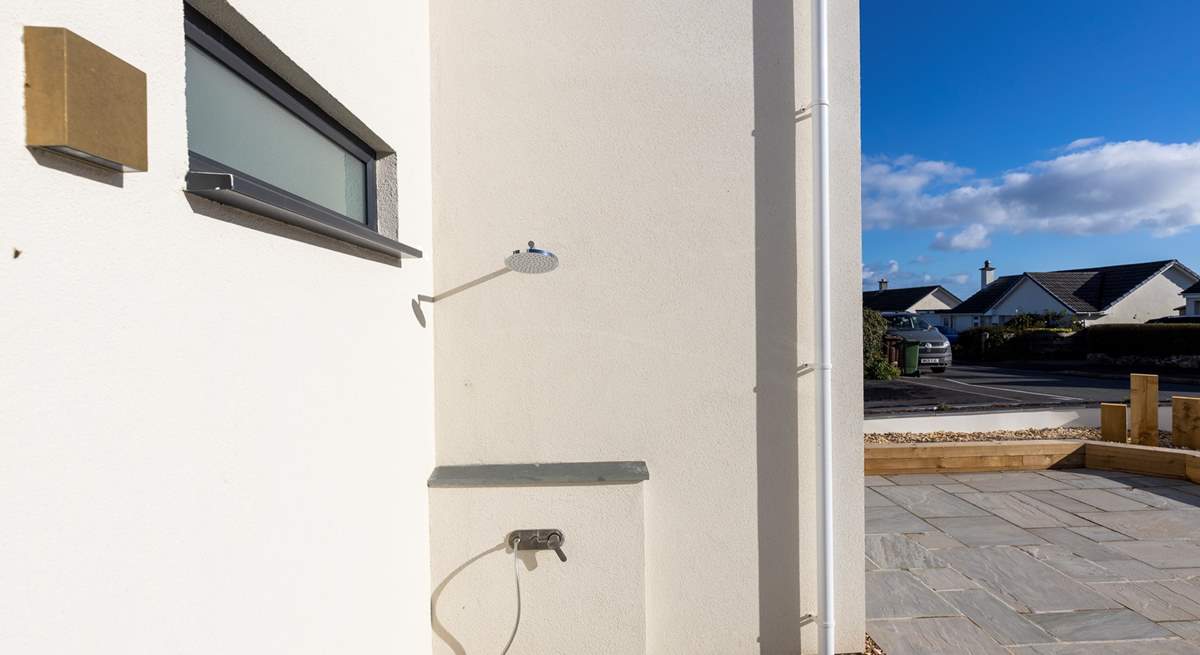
[505,241,559,274]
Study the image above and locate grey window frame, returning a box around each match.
[183,6,419,258]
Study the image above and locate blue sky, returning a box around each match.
[861,0,1200,299]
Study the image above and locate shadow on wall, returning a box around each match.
[753,0,803,653]
[430,542,508,654]
[28,147,124,187]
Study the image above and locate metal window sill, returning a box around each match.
[185,170,422,259]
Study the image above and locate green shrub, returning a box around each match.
[863,308,899,380]
[953,326,1011,361]
[1005,311,1068,332]
[1076,324,1200,357]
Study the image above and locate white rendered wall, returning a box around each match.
[429,484,646,654]
[909,290,958,312]
[1094,265,1197,324]
[430,1,863,653]
[990,277,1071,318]
[0,2,434,653]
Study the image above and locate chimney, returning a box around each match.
[980,259,996,289]
[878,278,888,291]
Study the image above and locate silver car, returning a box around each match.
[882,312,952,373]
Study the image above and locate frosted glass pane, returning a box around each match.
[185,42,367,223]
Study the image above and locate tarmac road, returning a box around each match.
[865,364,1200,415]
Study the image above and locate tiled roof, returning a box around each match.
[1184,281,1200,295]
[862,285,959,312]
[952,260,1193,315]
[949,275,1020,314]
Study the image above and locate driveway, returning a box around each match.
[866,364,1200,416]
[867,468,1200,654]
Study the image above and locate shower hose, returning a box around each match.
[501,536,522,654]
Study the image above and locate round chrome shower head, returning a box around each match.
[505,241,559,274]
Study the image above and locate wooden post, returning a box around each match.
[1173,396,1200,449]
[1131,373,1160,446]
[1101,403,1128,443]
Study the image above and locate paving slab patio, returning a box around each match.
[866,468,1200,655]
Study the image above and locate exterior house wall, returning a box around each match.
[429,1,863,653]
[910,289,959,312]
[1092,265,1198,324]
[1,2,435,653]
[989,277,1072,321]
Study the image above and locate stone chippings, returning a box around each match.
[866,468,1200,655]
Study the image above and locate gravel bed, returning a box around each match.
[864,634,885,654]
[866,427,1176,448]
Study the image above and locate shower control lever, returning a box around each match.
[506,529,567,563]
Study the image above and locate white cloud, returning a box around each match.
[863,140,1200,239]
[932,223,991,251]
[886,259,900,274]
[1062,136,1105,152]
[862,265,875,280]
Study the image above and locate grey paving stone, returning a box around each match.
[910,531,966,550]
[865,533,945,570]
[957,492,1072,529]
[1089,581,1200,621]
[1078,509,1200,540]
[1094,558,1176,581]
[867,506,936,534]
[886,473,959,485]
[1056,488,1153,511]
[1110,487,1200,510]
[1164,621,1200,642]
[866,557,878,571]
[876,485,993,519]
[937,545,1119,613]
[913,567,977,591]
[938,483,976,493]
[1028,527,1127,561]
[930,516,1047,547]
[1007,641,1200,655]
[865,487,896,507]
[866,570,961,619]
[868,617,1008,655]
[1043,555,1125,582]
[1020,490,1106,514]
[1110,541,1200,569]
[949,472,1071,492]
[1067,525,1133,542]
[1037,469,1094,481]
[1114,473,1196,488]
[1007,492,1097,527]
[1026,609,1171,641]
[865,475,895,487]
[1043,469,1133,488]
[1163,580,1200,605]
[1019,544,1080,561]
[939,589,1053,645]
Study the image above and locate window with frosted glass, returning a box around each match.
[184,23,370,224]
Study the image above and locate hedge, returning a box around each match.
[954,327,1076,361]
[1076,324,1200,357]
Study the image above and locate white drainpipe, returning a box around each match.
[813,0,836,653]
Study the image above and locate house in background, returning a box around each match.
[1179,281,1200,316]
[942,259,1200,330]
[862,279,962,314]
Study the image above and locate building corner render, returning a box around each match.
[2,1,863,654]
